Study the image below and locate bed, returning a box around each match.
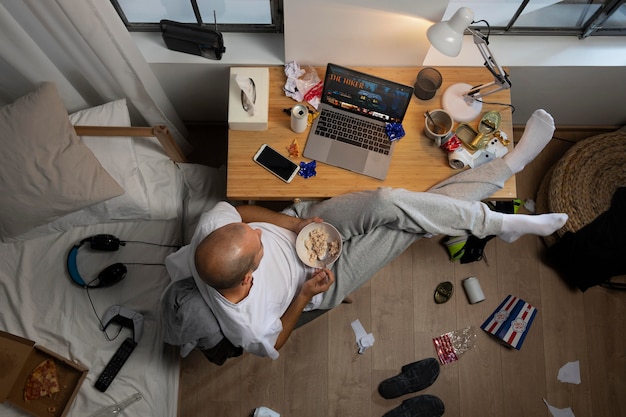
[0,83,225,416]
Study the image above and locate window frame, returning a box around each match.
[467,0,625,38]
[110,0,284,33]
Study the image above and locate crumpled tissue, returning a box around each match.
[557,360,581,384]
[283,61,322,109]
[351,319,375,354]
[254,406,280,417]
[235,74,256,116]
[543,399,575,417]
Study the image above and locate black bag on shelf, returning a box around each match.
[160,19,225,60]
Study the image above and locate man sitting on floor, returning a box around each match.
[165,109,567,360]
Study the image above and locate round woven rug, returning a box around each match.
[536,130,626,246]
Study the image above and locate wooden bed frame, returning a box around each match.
[74,125,188,163]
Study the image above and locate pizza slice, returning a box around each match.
[24,359,60,401]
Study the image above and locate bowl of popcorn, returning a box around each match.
[296,222,342,268]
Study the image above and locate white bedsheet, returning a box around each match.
[0,163,225,417]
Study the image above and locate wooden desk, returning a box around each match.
[227,66,516,201]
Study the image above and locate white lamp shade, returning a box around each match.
[427,7,474,57]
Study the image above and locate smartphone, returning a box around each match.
[253,144,300,183]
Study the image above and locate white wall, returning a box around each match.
[135,0,626,126]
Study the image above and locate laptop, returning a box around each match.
[303,63,414,180]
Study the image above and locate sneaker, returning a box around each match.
[443,235,467,261]
[382,394,445,417]
[378,358,440,399]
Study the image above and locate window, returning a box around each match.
[111,0,283,32]
[462,0,625,38]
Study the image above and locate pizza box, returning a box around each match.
[0,330,88,417]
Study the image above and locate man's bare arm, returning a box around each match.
[236,204,320,233]
[275,268,335,350]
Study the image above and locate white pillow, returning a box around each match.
[0,83,124,241]
[14,99,154,240]
[69,99,151,220]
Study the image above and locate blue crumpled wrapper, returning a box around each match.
[298,160,316,178]
[385,122,405,141]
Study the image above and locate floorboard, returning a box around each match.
[178,125,625,417]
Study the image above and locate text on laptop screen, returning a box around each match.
[322,64,413,123]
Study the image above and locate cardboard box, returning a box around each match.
[228,67,269,131]
[0,331,87,417]
[480,295,537,350]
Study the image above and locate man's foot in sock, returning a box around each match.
[499,213,568,242]
[503,109,555,174]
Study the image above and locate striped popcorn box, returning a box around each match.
[480,295,537,350]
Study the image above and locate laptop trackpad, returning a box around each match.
[326,143,368,172]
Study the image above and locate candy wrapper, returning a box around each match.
[433,326,477,365]
[385,123,405,141]
[298,160,316,179]
[287,139,300,158]
[284,61,322,109]
[439,134,463,152]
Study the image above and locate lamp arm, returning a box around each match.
[464,80,506,99]
[464,27,512,100]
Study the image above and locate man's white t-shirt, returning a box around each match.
[165,202,319,359]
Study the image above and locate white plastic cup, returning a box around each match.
[462,276,485,304]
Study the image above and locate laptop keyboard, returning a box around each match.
[314,109,391,155]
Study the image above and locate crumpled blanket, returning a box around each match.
[546,187,626,291]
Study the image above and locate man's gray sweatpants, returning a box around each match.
[288,158,514,309]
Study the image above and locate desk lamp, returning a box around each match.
[427,7,511,122]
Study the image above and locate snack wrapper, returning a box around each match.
[284,61,322,109]
[287,139,300,158]
[440,134,463,152]
[385,123,405,141]
[433,326,477,365]
[298,160,316,179]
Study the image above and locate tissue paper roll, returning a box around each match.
[462,276,485,304]
[291,103,308,133]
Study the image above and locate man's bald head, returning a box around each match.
[194,223,261,290]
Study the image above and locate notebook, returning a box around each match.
[303,63,414,180]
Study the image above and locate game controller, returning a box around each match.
[448,135,509,169]
[101,305,144,343]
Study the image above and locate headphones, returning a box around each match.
[67,234,127,288]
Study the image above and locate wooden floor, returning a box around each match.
[179,126,625,417]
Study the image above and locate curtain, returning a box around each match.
[0,0,190,151]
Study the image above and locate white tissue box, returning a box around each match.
[228,67,269,131]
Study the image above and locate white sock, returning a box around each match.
[499,213,568,242]
[503,109,555,174]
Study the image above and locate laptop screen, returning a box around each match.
[321,63,414,124]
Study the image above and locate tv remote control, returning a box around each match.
[95,337,137,392]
